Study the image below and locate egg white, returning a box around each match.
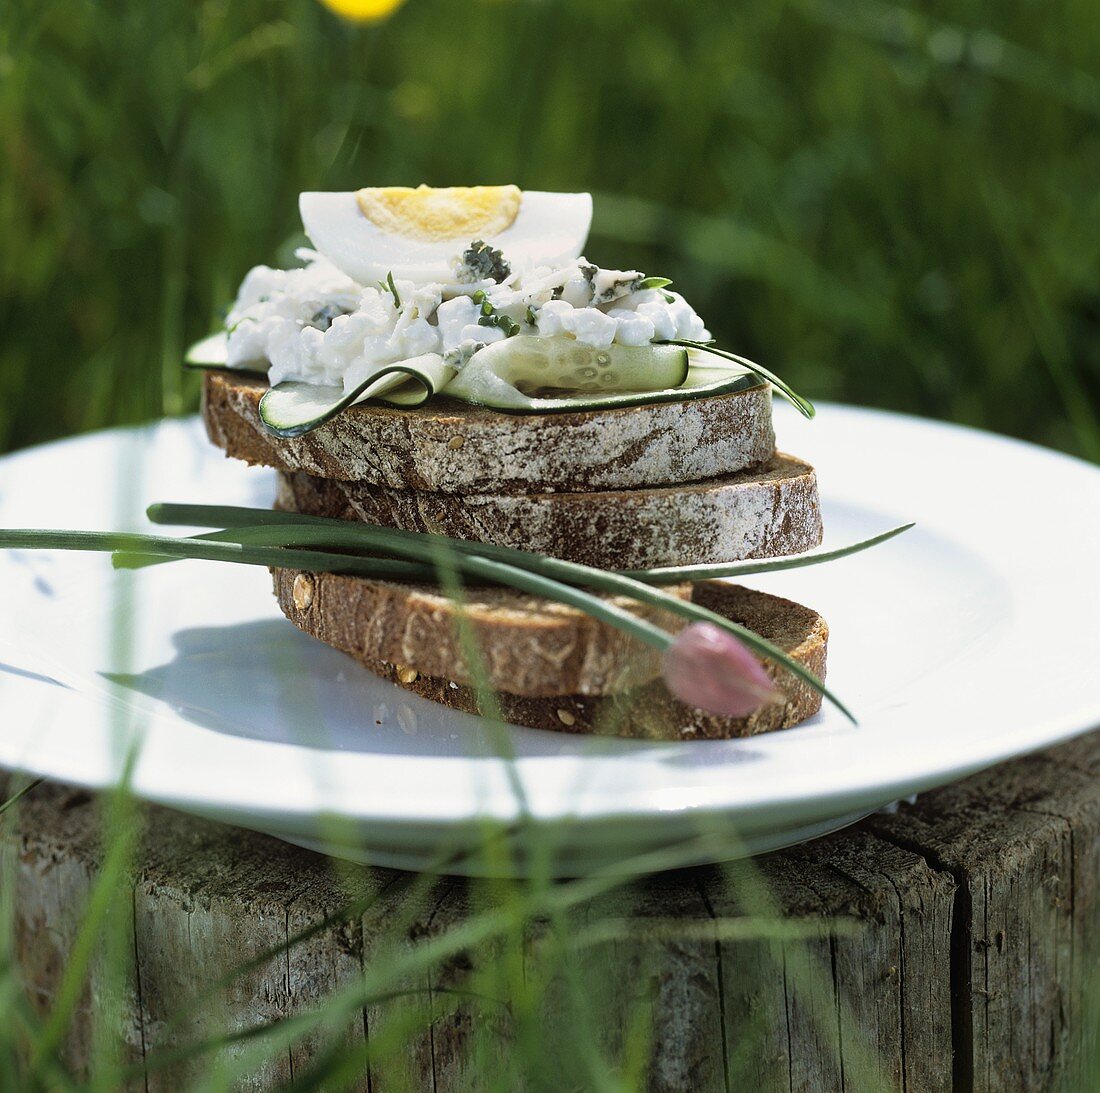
[299,190,593,285]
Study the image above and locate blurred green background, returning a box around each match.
[1,0,1097,459]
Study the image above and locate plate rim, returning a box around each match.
[1,406,1099,833]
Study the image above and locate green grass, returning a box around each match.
[0,0,1097,458]
[0,767,890,1091]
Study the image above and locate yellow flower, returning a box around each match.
[317,0,407,23]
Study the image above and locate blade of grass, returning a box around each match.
[425,534,532,824]
[135,833,487,1053]
[0,986,81,1093]
[0,778,44,816]
[27,753,142,1077]
[104,826,775,1086]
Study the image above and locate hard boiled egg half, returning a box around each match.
[299,185,592,285]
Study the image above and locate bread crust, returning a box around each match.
[275,452,822,569]
[272,574,826,738]
[203,370,776,494]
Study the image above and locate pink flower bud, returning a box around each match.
[662,623,779,718]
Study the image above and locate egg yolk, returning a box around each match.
[355,185,522,243]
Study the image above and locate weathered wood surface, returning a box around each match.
[3,730,1098,1091]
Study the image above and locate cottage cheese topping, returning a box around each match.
[225,249,710,394]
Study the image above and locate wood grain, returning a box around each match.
[3,730,1098,1091]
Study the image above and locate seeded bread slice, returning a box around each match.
[203,370,776,494]
[272,576,827,740]
[275,452,822,569]
[273,568,694,697]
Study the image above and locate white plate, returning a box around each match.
[0,408,1097,876]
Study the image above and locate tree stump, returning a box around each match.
[3,731,1098,1091]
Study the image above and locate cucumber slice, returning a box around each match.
[184,332,229,368]
[454,337,688,396]
[442,337,696,412]
[443,364,760,414]
[183,332,268,378]
[258,353,454,438]
[441,340,757,413]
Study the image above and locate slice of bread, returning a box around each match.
[275,452,823,569]
[271,576,827,740]
[203,370,776,494]
[273,568,694,697]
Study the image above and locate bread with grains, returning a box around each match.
[275,452,822,569]
[272,574,827,738]
[203,369,776,494]
[273,568,695,697]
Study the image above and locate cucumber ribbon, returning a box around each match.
[258,354,456,438]
[185,332,804,437]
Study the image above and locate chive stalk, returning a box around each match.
[0,528,428,580]
[660,340,816,418]
[632,524,914,583]
[0,505,906,724]
[148,504,857,721]
[0,529,676,654]
[143,503,911,585]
